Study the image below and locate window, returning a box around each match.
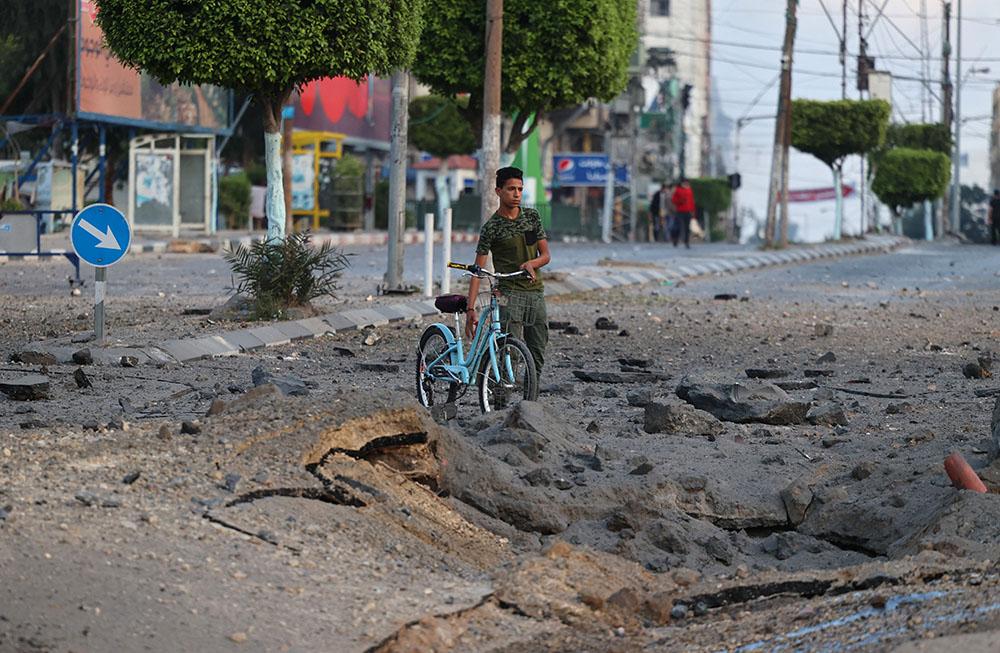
[651,0,670,16]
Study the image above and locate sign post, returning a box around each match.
[70,204,132,344]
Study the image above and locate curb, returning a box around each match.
[24,236,908,364]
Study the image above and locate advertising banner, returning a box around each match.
[785,184,855,203]
[291,152,315,211]
[77,0,230,131]
[552,154,629,187]
[294,76,391,147]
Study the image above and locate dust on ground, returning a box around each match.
[2,249,1000,652]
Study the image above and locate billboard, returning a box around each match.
[77,0,230,132]
[553,154,629,187]
[293,76,391,147]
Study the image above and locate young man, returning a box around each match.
[670,178,696,248]
[466,167,551,383]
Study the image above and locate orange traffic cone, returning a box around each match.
[944,452,988,493]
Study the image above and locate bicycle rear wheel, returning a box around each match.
[416,326,459,408]
[477,336,537,413]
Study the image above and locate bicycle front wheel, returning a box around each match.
[477,336,537,413]
[416,326,459,408]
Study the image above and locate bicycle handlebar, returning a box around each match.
[447,262,531,280]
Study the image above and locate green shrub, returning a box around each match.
[224,231,350,319]
[245,162,266,187]
[0,197,24,211]
[219,172,251,229]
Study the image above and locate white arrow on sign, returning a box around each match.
[79,219,122,250]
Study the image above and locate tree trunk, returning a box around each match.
[832,166,843,241]
[283,102,294,234]
[259,93,290,242]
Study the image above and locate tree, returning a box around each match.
[791,99,890,240]
[885,122,952,154]
[871,147,951,234]
[412,0,636,153]
[95,0,424,241]
[0,0,70,115]
[409,95,476,226]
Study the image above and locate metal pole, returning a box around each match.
[601,126,614,243]
[441,207,453,293]
[386,69,408,290]
[628,98,638,242]
[841,0,848,99]
[423,212,434,297]
[71,121,78,214]
[95,267,106,343]
[98,124,106,203]
[480,0,503,226]
[951,0,962,235]
[939,1,952,237]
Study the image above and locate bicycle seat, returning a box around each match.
[434,294,468,313]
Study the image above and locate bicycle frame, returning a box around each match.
[424,281,510,388]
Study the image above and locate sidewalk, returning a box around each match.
[22,235,908,365]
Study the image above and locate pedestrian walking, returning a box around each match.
[671,178,696,248]
[989,189,1000,246]
[649,182,670,242]
[466,166,551,384]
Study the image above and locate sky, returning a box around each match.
[709,0,999,241]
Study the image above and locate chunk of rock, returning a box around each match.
[72,349,93,365]
[120,355,139,368]
[595,317,619,331]
[816,351,837,364]
[643,399,724,436]
[251,365,311,396]
[780,478,814,525]
[963,360,993,379]
[206,383,283,416]
[745,368,790,379]
[73,367,93,389]
[806,402,848,426]
[0,375,51,401]
[626,390,653,407]
[675,378,810,425]
[13,351,57,366]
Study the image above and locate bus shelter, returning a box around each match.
[291,130,345,230]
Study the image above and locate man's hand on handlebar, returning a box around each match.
[518,262,536,281]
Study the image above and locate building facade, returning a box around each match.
[642,0,712,178]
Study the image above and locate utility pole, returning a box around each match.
[951,0,962,236]
[480,0,503,226]
[939,1,952,238]
[385,70,409,291]
[840,0,848,99]
[765,0,797,248]
[857,0,866,237]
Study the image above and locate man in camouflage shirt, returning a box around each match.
[466,167,551,384]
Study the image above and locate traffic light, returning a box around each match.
[681,84,693,111]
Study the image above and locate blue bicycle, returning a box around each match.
[416,262,538,413]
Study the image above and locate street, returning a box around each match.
[1,240,999,652]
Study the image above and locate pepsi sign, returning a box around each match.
[552,154,628,187]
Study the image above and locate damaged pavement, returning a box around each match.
[3,241,1000,651]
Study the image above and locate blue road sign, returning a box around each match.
[70,203,132,268]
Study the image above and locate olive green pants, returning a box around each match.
[500,290,548,383]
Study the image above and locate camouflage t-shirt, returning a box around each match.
[476,208,548,292]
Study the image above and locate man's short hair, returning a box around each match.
[496,166,523,189]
